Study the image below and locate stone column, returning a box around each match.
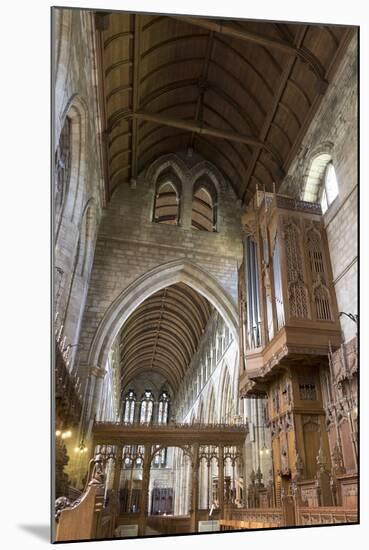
[218,445,224,515]
[181,178,193,230]
[138,443,151,536]
[79,364,106,437]
[190,442,200,532]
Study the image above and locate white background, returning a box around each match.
[0,0,367,548]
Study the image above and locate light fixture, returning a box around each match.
[75,440,87,453]
[55,430,61,437]
[61,430,72,439]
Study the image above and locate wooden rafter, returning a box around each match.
[172,15,328,82]
[130,14,141,185]
[190,31,214,149]
[240,25,308,201]
[132,110,284,166]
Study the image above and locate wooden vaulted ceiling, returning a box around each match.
[119,283,213,394]
[95,11,354,202]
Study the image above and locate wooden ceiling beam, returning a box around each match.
[282,27,356,174]
[133,110,284,166]
[130,14,141,186]
[190,31,214,149]
[240,26,308,201]
[172,15,327,82]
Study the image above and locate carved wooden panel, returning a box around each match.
[283,216,309,319]
[302,416,320,479]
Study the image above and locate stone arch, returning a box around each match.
[188,160,226,196]
[197,398,205,423]
[205,384,217,423]
[63,197,97,369]
[145,153,188,185]
[55,94,89,242]
[303,141,334,203]
[87,259,239,371]
[218,362,233,422]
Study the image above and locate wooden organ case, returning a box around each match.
[238,190,344,503]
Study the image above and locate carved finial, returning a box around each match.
[295,453,304,480]
[316,444,328,472]
[331,442,345,474]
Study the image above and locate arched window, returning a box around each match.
[153,170,181,225]
[303,153,339,214]
[123,390,136,423]
[158,391,170,424]
[153,446,167,467]
[191,180,217,231]
[314,284,332,321]
[320,162,339,214]
[55,116,71,225]
[140,390,154,423]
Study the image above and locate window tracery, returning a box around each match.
[321,163,339,214]
[140,390,154,424]
[123,390,136,423]
[158,391,170,424]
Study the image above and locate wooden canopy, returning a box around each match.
[95,11,354,202]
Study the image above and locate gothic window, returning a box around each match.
[321,163,339,214]
[299,376,317,400]
[153,181,180,225]
[303,153,338,214]
[153,446,167,467]
[225,325,230,348]
[140,390,154,423]
[307,228,324,276]
[123,390,136,423]
[284,219,309,319]
[314,285,332,321]
[158,391,170,424]
[55,116,71,223]
[191,178,217,231]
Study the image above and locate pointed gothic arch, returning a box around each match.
[86,259,239,370]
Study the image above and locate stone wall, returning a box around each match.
[54,8,104,371]
[77,153,243,372]
[281,33,358,342]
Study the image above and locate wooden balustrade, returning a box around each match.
[220,503,357,530]
[296,506,358,525]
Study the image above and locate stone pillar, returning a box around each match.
[152,401,159,423]
[80,365,106,437]
[190,442,200,532]
[181,177,193,230]
[138,443,151,536]
[218,445,224,515]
